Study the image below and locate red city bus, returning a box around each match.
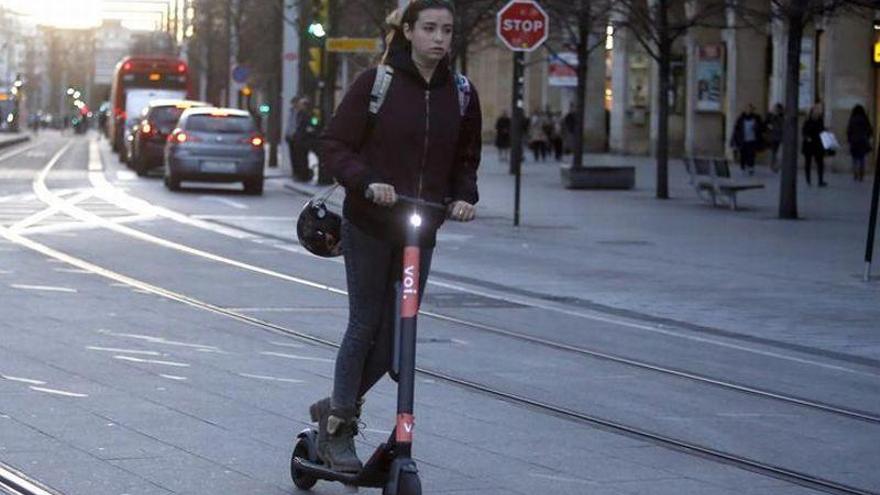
[107,56,193,153]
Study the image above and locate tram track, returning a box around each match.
[1,224,877,495]
[33,138,880,427]
[0,462,58,495]
[2,137,878,495]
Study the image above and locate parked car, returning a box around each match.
[131,99,209,176]
[164,107,265,195]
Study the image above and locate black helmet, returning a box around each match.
[297,199,343,257]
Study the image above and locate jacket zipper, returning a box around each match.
[417,89,430,199]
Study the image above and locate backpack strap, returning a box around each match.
[361,64,394,149]
[369,64,394,116]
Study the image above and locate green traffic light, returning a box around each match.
[259,104,271,114]
[308,22,326,38]
[310,116,319,126]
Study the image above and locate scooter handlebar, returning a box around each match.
[364,189,448,211]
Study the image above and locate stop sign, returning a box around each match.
[496,0,549,52]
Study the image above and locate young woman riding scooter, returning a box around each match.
[311,0,482,473]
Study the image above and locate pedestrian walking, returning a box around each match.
[494,110,511,161]
[802,104,827,187]
[314,0,481,474]
[730,103,764,176]
[528,112,548,162]
[287,96,316,182]
[847,104,873,182]
[764,103,784,172]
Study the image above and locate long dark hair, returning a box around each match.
[381,0,455,63]
[851,104,868,121]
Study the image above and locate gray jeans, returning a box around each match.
[331,220,433,411]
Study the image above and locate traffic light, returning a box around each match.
[308,47,322,77]
[259,104,271,115]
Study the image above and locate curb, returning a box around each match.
[0,135,30,150]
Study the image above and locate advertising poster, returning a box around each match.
[695,44,724,112]
[548,52,578,87]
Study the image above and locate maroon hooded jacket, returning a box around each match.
[319,49,482,247]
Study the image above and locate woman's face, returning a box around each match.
[404,8,454,64]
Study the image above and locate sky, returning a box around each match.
[1,0,173,30]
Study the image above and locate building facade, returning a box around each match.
[466,5,877,170]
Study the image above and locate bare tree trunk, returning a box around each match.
[571,1,591,169]
[655,0,670,199]
[318,0,339,184]
[779,2,804,219]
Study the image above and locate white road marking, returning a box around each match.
[159,374,188,381]
[21,140,878,380]
[267,341,305,349]
[0,142,40,163]
[113,355,190,367]
[716,412,798,418]
[364,428,392,435]
[238,373,304,384]
[10,284,77,293]
[86,346,162,356]
[529,473,595,486]
[1,375,46,385]
[53,268,94,274]
[0,270,13,274]
[199,196,248,210]
[9,190,93,232]
[28,386,88,398]
[260,352,333,363]
[116,170,137,180]
[98,330,224,353]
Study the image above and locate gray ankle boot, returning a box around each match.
[309,399,364,473]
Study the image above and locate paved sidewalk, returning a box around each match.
[279,148,880,363]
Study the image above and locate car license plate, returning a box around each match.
[200,161,237,173]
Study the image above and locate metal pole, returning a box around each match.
[510,51,524,226]
[227,0,240,108]
[864,144,880,282]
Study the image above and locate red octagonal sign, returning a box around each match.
[496,0,549,52]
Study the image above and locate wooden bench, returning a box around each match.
[683,157,764,210]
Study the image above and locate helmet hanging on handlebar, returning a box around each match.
[296,197,343,258]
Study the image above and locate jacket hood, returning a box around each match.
[388,46,452,89]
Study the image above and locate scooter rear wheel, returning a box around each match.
[291,437,318,490]
[385,472,421,495]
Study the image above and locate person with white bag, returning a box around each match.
[802,103,828,187]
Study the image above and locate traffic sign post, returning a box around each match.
[496,0,548,227]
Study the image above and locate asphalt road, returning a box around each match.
[0,131,877,495]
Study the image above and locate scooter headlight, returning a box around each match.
[409,213,422,227]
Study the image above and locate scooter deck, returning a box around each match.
[292,458,387,488]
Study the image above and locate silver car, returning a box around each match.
[164,107,265,195]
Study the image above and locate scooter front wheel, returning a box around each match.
[291,437,318,490]
[385,472,421,495]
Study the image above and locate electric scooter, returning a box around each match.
[291,194,446,495]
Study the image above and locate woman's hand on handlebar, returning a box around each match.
[447,200,476,222]
[366,183,397,207]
